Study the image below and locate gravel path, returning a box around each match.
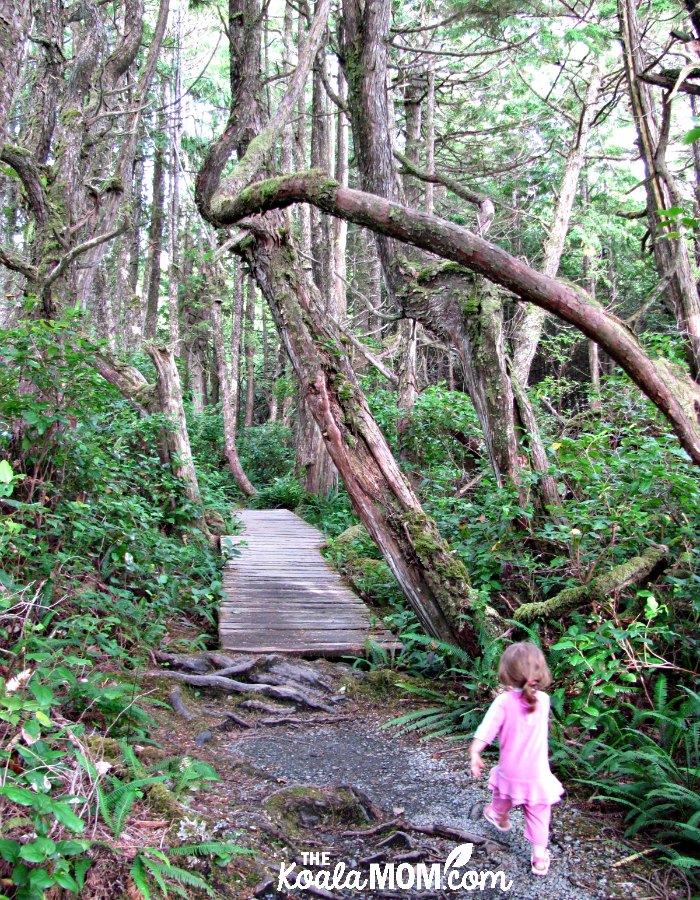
[234,718,641,899]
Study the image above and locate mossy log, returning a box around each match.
[513,546,669,624]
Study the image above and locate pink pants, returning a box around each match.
[491,791,551,847]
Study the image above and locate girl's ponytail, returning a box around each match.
[498,643,551,714]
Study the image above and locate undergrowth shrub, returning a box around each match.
[0,318,241,896]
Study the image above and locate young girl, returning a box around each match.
[470,642,563,876]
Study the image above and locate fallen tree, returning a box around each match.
[513,546,669,624]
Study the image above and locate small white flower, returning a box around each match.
[95,760,112,776]
[6,669,32,693]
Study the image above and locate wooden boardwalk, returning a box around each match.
[220,509,401,657]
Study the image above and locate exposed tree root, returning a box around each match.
[514,546,669,623]
[148,670,338,713]
[168,687,195,721]
[239,699,290,715]
[154,649,262,675]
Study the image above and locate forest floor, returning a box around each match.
[143,652,683,900]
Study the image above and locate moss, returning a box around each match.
[60,107,82,126]
[204,508,227,535]
[263,785,375,837]
[146,782,185,824]
[86,736,122,764]
[100,175,123,193]
[461,288,481,317]
[416,260,472,284]
[514,546,668,624]
[401,509,479,624]
[336,377,355,404]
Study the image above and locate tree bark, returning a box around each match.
[396,318,418,461]
[511,62,603,385]
[619,0,700,378]
[212,294,256,495]
[168,30,184,349]
[143,99,167,341]
[0,1,30,144]
[143,345,204,515]
[244,277,256,426]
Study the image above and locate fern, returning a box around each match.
[130,856,151,899]
[167,841,250,859]
[141,856,216,896]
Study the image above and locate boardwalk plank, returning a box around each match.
[219,509,399,657]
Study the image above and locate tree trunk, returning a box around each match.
[333,68,349,318]
[239,216,480,648]
[338,0,528,495]
[144,100,167,340]
[619,0,700,378]
[244,277,256,426]
[511,62,603,385]
[212,295,256,495]
[168,27,184,349]
[146,345,203,510]
[396,318,418,461]
[0,1,30,144]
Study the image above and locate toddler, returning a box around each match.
[470,641,563,876]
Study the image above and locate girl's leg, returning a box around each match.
[486,791,513,829]
[523,803,551,871]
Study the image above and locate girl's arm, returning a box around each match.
[470,738,488,776]
[470,695,506,778]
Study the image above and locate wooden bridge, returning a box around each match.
[219,509,401,657]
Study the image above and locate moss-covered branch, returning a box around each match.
[513,547,669,624]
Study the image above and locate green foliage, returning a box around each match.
[249,472,305,509]
[0,318,241,896]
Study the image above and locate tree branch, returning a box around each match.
[338,325,398,384]
[208,169,700,467]
[0,247,38,280]
[513,546,668,623]
[44,222,128,289]
[393,149,494,234]
[639,69,700,96]
[0,144,49,227]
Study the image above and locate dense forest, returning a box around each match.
[1,0,700,895]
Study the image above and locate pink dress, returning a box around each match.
[473,689,564,806]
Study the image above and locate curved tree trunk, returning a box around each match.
[239,214,480,648]
[196,0,482,647]
[213,172,700,467]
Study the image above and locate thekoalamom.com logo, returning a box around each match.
[276,843,513,893]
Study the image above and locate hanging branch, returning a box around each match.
[205,169,700,467]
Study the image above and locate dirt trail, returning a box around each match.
[233,717,637,899]
[149,658,677,900]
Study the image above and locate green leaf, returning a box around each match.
[0,460,14,484]
[0,839,21,863]
[20,837,56,863]
[29,680,54,707]
[49,800,85,833]
[54,871,80,892]
[682,125,700,144]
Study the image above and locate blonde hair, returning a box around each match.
[498,642,551,713]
